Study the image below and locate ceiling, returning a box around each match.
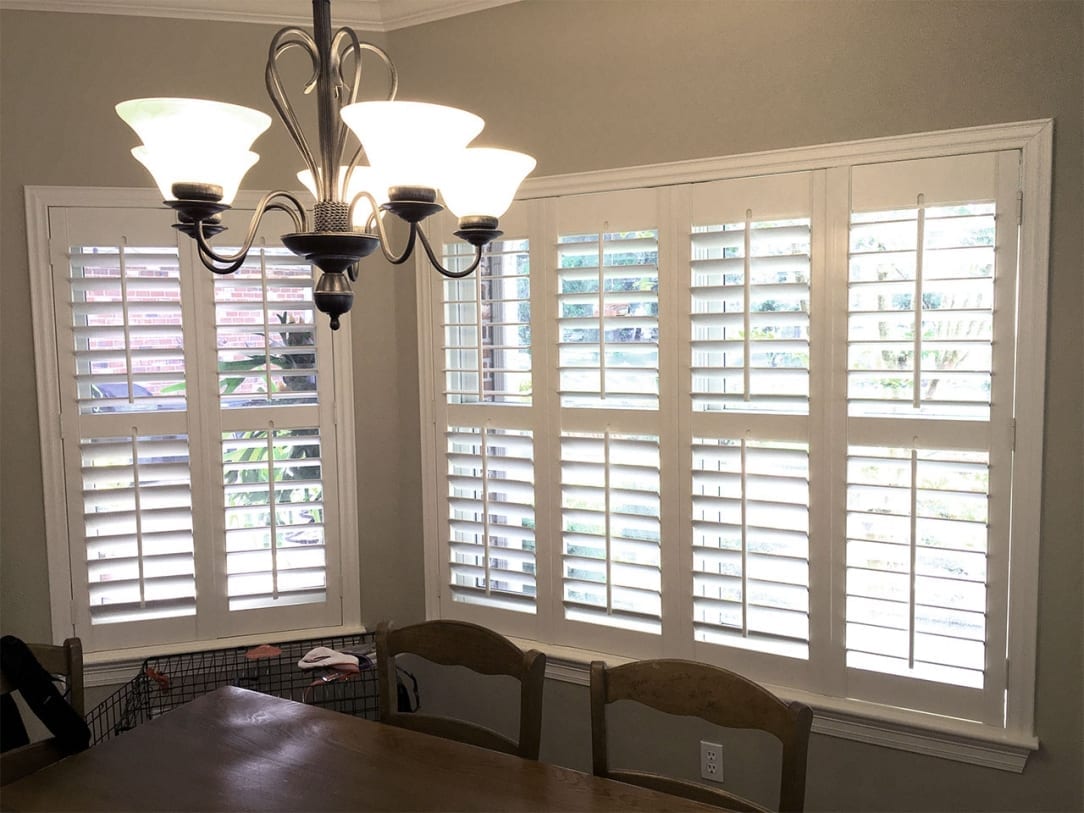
[0,0,519,31]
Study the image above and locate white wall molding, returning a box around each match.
[518,119,1054,200]
[0,0,518,31]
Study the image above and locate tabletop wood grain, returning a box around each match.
[1,685,719,812]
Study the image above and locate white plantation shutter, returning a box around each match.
[222,428,327,611]
[556,189,660,410]
[443,238,532,404]
[845,446,989,689]
[418,134,1044,741]
[691,438,810,658]
[561,432,662,634]
[430,206,540,633]
[685,174,816,673]
[847,203,996,418]
[690,173,813,413]
[50,207,199,648]
[68,245,187,413]
[81,434,195,625]
[445,426,537,613]
[211,227,341,629]
[214,245,319,408]
[842,151,1018,722]
[39,199,353,652]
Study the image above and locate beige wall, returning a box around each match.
[1,2,1080,811]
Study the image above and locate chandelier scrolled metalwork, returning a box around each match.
[116,0,535,329]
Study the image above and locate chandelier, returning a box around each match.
[116,0,535,330]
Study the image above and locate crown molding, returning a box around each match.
[0,0,518,31]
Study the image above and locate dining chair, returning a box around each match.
[375,620,546,759]
[590,658,812,812]
[1,637,87,786]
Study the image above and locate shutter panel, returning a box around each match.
[446,426,537,613]
[68,246,186,413]
[82,434,196,624]
[841,152,1014,721]
[845,445,988,688]
[691,438,810,658]
[212,234,338,621]
[214,245,318,408]
[442,236,532,404]
[557,230,659,410]
[561,432,662,634]
[222,428,327,610]
[848,201,996,419]
[690,174,812,414]
[60,216,197,633]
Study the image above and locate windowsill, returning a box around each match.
[82,624,370,687]
[510,637,1038,774]
[83,627,1037,773]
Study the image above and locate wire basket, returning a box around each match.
[86,632,378,746]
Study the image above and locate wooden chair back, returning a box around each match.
[590,659,812,812]
[375,620,546,759]
[1,637,85,786]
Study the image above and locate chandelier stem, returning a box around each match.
[313,0,338,202]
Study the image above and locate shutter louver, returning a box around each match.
[561,432,662,634]
[557,231,659,409]
[691,438,810,658]
[222,428,327,610]
[446,426,537,613]
[845,445,989,688]
[847,204,996,419]
[443,238,532,404]
[82,434,196,624]
[690,218,811,413]
[214,247,318,408]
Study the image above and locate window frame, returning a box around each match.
[27,186,362,660]
[416,120,1052,770]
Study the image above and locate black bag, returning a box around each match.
[0,636,90,753]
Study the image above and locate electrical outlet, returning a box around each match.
[700,740,723,783]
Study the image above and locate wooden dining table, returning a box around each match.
[1,685,718,811]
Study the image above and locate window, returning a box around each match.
[418,122,1051,765]
[29,192,359,654]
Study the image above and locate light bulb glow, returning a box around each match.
[296,166,390,205]
[133,146,258,205]
[340,101,484,191]
[440,148,537,218]
[117,98,270,201]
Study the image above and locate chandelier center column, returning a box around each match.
[313,0,338,216]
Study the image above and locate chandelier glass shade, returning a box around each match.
[115,0,536,330]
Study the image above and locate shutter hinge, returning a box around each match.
[1004,657,1010,690]
[1016,190,1023,226]
[1010,418,1017,451]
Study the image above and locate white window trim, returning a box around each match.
[417,119,1052,772]
[26,185,362,659]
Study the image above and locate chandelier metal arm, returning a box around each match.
[191,190,309,273]
[346,191,417,267]
[416,224,484,278]
[338,37,398,197]
[266,27,322,191]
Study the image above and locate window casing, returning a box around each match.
[29,190,360,655]
[417,121,1051,762]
